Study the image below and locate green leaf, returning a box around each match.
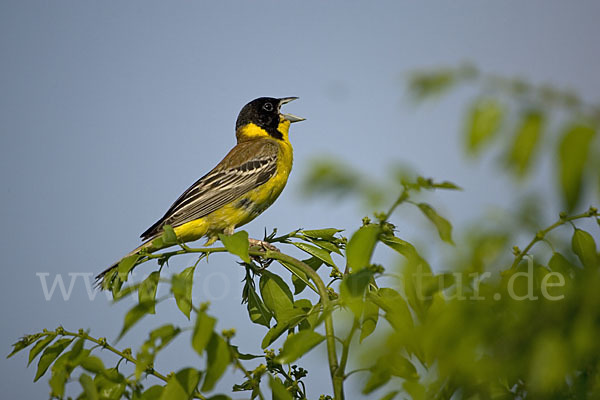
[387,355,418,379]
[507,110,545,176]
[342,269,374,298]
[68,337,85,361]
[380,234,422,263]
[572,229,598,269]
[363,354,417,394]
[259,271,294,320]
[94,369,126,400]
[118,301,155,339]
[369,288,413,332]
[360,299,379,343]
[80,373,99,400]
[379,391,400,400]
[245,282,272,327]
[152,225,178,249]
[162,224,178,244]
[276,330,325,364]
[140,385,164,400]
[417,203,454,244]
[548,252,575,276]
[8,335,41,358]
[293,242,335,266]
[117,254,141,282]
[149,324,181,351]
[290,257,322,295]
[28,334,56,366]
[409,70,455,100]
[465,98,503,154]
[558,123,596,210]
[261,323,290,349]
[261,308,307,348]
[192,311,217,356]
[172,266,196,319]
[139,271,160,314]
[346,224,381,272]
[301,228,343,241]
[403,381,425,400]
[160,368,202,400]
[431,181,462,190]
[80,355,105,374]
[201,334,230,392]
[363,369,391,394]
[219,231,250,263]
[48,352,70,397]
[306,237,343,255]
[33,338,73,382]
[269,376,293,400]
[341,269,375,317]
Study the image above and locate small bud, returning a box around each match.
[559,211,567,220]
[373,212,387,222]
[327,288,339,300]
[512,246,521,256]
[253,364,267,377]
[329,269,343,279]
[361,216,371,226]
[56,326,65,335]
[122,348,132,357]
[199,302,210,312]
[264,349,275,359]
[222,329,236,339]
[368,264,385,274]
[535,231,544,240]
[589,206,598,216]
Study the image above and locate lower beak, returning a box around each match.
[279,97,306,123]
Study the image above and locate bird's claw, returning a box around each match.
[248,238,279,252]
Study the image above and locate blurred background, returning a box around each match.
[1,1,599,398]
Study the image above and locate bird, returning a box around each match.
[96,97,304,289]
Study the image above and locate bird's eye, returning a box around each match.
[263,102,273,112]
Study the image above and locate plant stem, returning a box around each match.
[510,211,594,269]
[227,342,265,400]
[260,250,343,399]
[383,188,409,221]
[57,329,208,399]
[135,241,345,398]
[337,318,359,380]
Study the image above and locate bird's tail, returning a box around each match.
[95,240,154,290]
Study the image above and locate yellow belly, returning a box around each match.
[172,141,293,245]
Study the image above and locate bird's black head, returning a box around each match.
[235,97,304,141]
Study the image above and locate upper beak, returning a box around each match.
[279,97,305,123]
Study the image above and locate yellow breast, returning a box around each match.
[172,120,294,244]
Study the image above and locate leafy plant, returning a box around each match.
[8,67,600,399]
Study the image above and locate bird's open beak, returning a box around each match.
[279,97,305,123]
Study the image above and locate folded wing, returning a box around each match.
[141,140,279,240]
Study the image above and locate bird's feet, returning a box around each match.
[248,238,280,252]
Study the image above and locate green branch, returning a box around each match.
[49,328,207,399]
[259,250,343,399]
[510,207,598,269]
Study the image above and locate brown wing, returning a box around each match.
[141,140,279,240]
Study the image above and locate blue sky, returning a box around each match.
[1,1,599,398]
